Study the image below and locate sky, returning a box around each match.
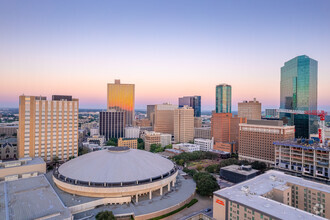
[0,0,329,111]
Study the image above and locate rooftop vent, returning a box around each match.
[269,175,276,181]
[241,185,250,194]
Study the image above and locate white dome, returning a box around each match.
[58,148,174,183]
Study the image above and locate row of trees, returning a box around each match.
[183,168,219,196]
[172,151,219,166]
[149,144,172,153]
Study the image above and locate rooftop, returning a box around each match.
[274,139,330,151]
[0,157,45,169]
[0,175,71,220]
[220,165,259,176]
[58,149,174,183]
[214,170,329,220]
[0,138,17,145]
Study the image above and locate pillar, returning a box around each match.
[172,180,175,187]
[160,186,163,196]
[168,183,170,191]
[149,190,152,200]
[136,194,138,203]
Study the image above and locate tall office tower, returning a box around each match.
[280,55,318,138]
[216,84,231,113]
[178,96,201,117]
[99,110,125,140]
[238,120,295,165]
[107,79,135,126]
[153,103,178,135]
[211,113,246,153]
[238,98,261,120]
[18,95,79,161]
[174,106,194,143]
[147,105,155,121]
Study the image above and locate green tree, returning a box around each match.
[150,144,163,153]
[193,172,219,196]
[137,138,145,150]
[106,138,118,146]
[196,164,203,171]
[164,144,172,149]
[95,210,116,220]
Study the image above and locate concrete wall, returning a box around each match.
[0,162,46,180]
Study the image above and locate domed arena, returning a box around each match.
[53,147,178,203]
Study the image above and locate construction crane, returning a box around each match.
[276,109,328,145]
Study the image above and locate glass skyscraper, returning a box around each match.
[280,55,318,138]
[178,96,201,117]
[107,79,135,126]
[216,84,231,113]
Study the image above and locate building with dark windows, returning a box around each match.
[178,96,201,117]
[99,110,125,139]
[220,165,258,183]
[216,84,231,113]
[280,55,318,138]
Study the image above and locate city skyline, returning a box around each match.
[1,1,330,111]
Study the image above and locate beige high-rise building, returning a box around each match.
[239,120,295,165]
[153,103,178,135]
[238,98,262,120]
[174,106,194,143]
[107,79,135,126]
[18,95,79,161]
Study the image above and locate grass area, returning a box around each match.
[148,199,198,220]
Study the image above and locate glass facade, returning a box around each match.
[280,55,318,138]
[178,96,201,117]
[216,84,231,113]
[107,80,135,126]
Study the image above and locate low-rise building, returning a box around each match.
[173,143,200,152]
[87,135,105,146]
[194,138,214,151]
[118,138,138,149]
[0,125,18,137]
[194,127,211,139]
[125,126,140,139]
[220,165,258,183]
[213,170,330,220]
[160,133,172,147]
[0,157,46,181]
[90,127,99,136]
[274,139,330,182]
[0,137,17,160]
[144,131,161,151]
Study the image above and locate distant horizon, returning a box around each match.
[1,1,329,112]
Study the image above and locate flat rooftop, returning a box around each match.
[0,157,45,169]
[214,170,329,220]
[274,140,330,152]
[0,175,71,220]
[220,165,259,176]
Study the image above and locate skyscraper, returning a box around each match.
[18,95,79,161]
[216,84,231,113]
[174,106,194,143]
[107,79,135,126]
[280,55,318,138]
[99,110,125,139]
[238,98,261,120]
[153,103,178,135]
[178,96,201,117]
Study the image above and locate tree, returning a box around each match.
[196,164,203,171]
[106,138,118,146]
[95,211,116,220]
[164,144,172,149]
[137,138,145,150]
[150,144,163,153]
[193,172,219,196]
[0,133,5,137]
[251,161,267,171]
[12,133,17,137]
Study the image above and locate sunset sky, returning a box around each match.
[0,0,329,111]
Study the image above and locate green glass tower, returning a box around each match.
[280,55,318,138]
[216,84,231,113]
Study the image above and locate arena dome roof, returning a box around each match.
[58,148,175,183]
